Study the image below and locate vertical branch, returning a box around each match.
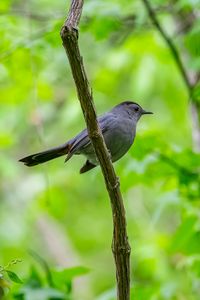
[60,1,131,299]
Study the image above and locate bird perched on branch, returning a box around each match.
[19,101,153,173]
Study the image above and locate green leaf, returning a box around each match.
[169,215,200,255]
[29,250,54,287]
[58,266,89,279]
[25,266,42,288]
[6,270,23,284]
[52,266,90,287]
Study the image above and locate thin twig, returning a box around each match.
[141,0,192,96]
[141,0,200,151]
[60,1,131,299]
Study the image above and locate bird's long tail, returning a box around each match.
[19,143,70,167]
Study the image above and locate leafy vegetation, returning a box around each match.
[0,0,200,299]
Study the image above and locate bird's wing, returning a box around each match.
[65,113,112,161]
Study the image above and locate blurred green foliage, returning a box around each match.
[0,0,200,299]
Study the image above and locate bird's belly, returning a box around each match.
[80,123,135,165]
[81,144,98,164]
[106,130,134,162]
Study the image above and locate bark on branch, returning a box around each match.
[60,1,131,299]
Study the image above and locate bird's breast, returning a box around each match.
[104,118,136,162]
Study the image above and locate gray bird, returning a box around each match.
[19,101,153,173]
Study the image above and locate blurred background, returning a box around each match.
[0,0,200,299]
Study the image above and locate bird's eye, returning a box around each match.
[134,107,139,112]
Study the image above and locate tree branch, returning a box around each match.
[141,0,192,95]
[60,1,131,299]
[141,0,200,151]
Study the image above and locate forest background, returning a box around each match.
[0,0,200,299]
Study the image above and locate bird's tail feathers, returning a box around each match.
[19,143,71,167]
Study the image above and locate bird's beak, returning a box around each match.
[142,109,153,115]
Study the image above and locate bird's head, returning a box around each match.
[113,101,153,122]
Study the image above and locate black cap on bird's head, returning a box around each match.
[113,101,153,121]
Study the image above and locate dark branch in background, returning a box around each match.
[141,0,200,151]
[141,0,192,94]
[60,1,131,299]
